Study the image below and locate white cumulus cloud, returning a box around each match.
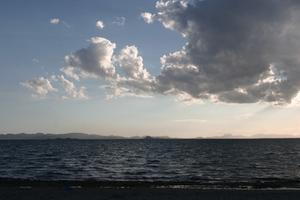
[96,20,105,29]
[141,12,156,24]
[50,18,60,24]
[57,75,88,100]
[21,77,57,98]
[114,45,151,81]
[64,37,116,79]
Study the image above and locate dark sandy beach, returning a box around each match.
[1,179,300,200]
[1,187,300,200]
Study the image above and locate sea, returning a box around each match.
[1,139,300,189]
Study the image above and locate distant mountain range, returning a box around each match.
[0,133,169,140]
[207,133,299,139]
[0,133,298,140]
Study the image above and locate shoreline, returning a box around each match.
[1,178,300,190]
[1,187,300,200]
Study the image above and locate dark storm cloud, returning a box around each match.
[152,0,300,104]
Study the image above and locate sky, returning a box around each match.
[1,0,300,138]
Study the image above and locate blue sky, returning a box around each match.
[1,0,300,137]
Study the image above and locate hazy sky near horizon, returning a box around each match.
[1,0,300,138]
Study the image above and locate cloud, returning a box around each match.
[112,17,126,26]
[25,0,300,105]
[60,66,80,81]
[64,37,116,79]
[21,77,57,98]
[105,77,156,100]
[50,18,71,28]
[108,45,157,99]
[50,18,60,24]
[149,0,300,104]
[57,75,88,100]
[114,45,151,81]
[103,84,153,100]
[23,37,155,101]
[22,75,88,100]
[60,66,92,81]
[32,58,39,63]
[96,20,105,29]
[141,12,156,24]
[290,91,300,107]
[61,38,155,99]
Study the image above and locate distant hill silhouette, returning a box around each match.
[0,133,170,140]
[0,133,127,140]
[0,133,298,140]
[207,133,298,139]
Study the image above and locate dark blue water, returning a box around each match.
[1,139,300,188]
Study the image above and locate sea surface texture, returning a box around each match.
[1,139,300,189]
